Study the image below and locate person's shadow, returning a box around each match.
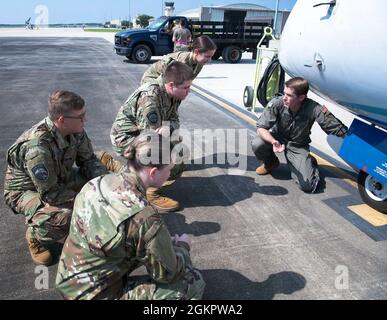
[163,212,221,236]
[201,269,306,299]
[163,174,288,209]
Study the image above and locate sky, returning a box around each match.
[0,0,297,24]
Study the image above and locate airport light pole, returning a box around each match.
[128,0,131,23]
[273,0,280,35]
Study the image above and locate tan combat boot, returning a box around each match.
[26,229,52,266]
[146,187,180,213]
[96,150,123,173]
[255,157,280,175]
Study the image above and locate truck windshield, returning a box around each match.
[148,17,168,29]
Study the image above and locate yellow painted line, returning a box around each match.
[314,156,386,226]
[348,204,387,227]
[191,86,257,126]
[311,154,358,188]
[192,86,385,225]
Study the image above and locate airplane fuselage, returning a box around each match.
[279,0,387,128]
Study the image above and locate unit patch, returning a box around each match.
[31,164,49,181]
[146,111,159,124]
[320,105,329,113]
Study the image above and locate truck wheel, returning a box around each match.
[243,86,254,108]
[212,50,222,61]
[358,171,387,214]
[222,46,242,64]
[132,45,152,64]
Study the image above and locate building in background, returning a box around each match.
[178,3,290,34]
[164,2,175,16]
[104,19,122,28]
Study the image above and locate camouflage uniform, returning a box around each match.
[172,24,180,33]
[55,169,205,300]
[141,51,203,85]
[110,77,185,179]
[251,97,348,192]
[172,27,192,52]
[4,117,107,243]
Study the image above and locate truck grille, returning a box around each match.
[115,36,121,45]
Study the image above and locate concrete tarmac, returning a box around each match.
[0,30,386,300]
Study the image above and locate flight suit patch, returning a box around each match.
[31,164,49,181]
[146,111,159,124]
[320,105,329,113]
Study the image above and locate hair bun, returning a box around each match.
[123,145,136,160]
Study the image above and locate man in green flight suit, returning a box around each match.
[251,77,348,193]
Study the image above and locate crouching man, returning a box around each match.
[252,77,348,192]
[109,61,194,212]
[4,90,107,265]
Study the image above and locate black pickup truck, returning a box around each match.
[114,15,270,64]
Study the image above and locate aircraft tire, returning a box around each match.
[243,86,254,108]
[358,171,387,214]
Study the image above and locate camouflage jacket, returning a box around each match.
[173,28,192,43]
[141,51,202,85]
[256,97,348,147]
[55,169,191,300]
[4,117,107,207]
[110,77,181,156]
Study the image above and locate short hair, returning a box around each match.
[163,61,194,85]
[124,131,172,170]
[285,77,309,96]
[48,90,85,120]
[191,35,217,53]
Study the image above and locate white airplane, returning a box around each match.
[278,0,387,213]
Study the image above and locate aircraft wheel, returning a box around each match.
[358,171,387,214]
[243,86,254,108]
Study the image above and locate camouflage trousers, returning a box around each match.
[169,163,185,181]
[121,267,205,300]
[4,171,88,244]
[170,138,189,180]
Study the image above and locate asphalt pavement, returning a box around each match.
[0,35,386,300]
